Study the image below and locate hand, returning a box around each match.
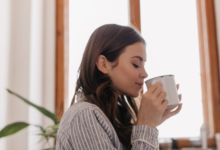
[136,82,169,128]
[158,84,182,126]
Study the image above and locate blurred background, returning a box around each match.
[1,0,220,150]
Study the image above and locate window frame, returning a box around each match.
[55,0,69,120]
[175,0,220,148]
[193,0,220,148]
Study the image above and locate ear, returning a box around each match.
[96,55,109,74]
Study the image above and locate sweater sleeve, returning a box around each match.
[56,107,159,150]
[131,125,159,150]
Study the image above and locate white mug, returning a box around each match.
[145,74,180,109]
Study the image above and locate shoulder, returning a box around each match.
[58,101,102,127]
[57,101,114,137]
[64,101,99,118]
[56,102,98,142]
[56,101,123,149]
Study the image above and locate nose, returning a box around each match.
[140,69,148,79]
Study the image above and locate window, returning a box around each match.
[141,0,203,138]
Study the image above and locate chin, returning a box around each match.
[119,89,141,98]
[125,91,140,98]
[133,93,140,98]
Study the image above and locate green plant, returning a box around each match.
[0,89,60,150]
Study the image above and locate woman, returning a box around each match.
[56,24,182,150]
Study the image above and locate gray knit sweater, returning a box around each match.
[56,95,159,150]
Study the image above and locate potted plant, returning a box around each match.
[0,89,60,150]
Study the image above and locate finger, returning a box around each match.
[170,103,182,115]
[178,94,182,101]
[166,106,177,112]
[158,91,168,104]
[147,82,162,93]
[153,86,163,97]
[161,99,169,108]
[176,84,179,90]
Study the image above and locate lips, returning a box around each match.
[136,83,143,88]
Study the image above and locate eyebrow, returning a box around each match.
[131,56,146,62]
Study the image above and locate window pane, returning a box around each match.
[69,0,129,105]
[141,0,203,138]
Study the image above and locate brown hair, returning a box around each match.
[71,24,145,149]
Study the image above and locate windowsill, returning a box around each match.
[159,137,208,150]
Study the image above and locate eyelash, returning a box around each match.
[133,64,140,68]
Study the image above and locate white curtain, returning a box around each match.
[0,0,55,150]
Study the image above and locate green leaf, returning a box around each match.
[0,122,29,138]
[7,89,59,124]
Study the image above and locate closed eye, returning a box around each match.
[133,64,139,68]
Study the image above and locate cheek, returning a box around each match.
[117,64,139,82]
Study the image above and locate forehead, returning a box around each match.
[120,42,146,60]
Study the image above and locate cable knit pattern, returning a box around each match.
[56,99,159,150]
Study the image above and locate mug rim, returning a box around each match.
[145,74,174,83]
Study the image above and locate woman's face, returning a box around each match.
[108,42,148,97]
